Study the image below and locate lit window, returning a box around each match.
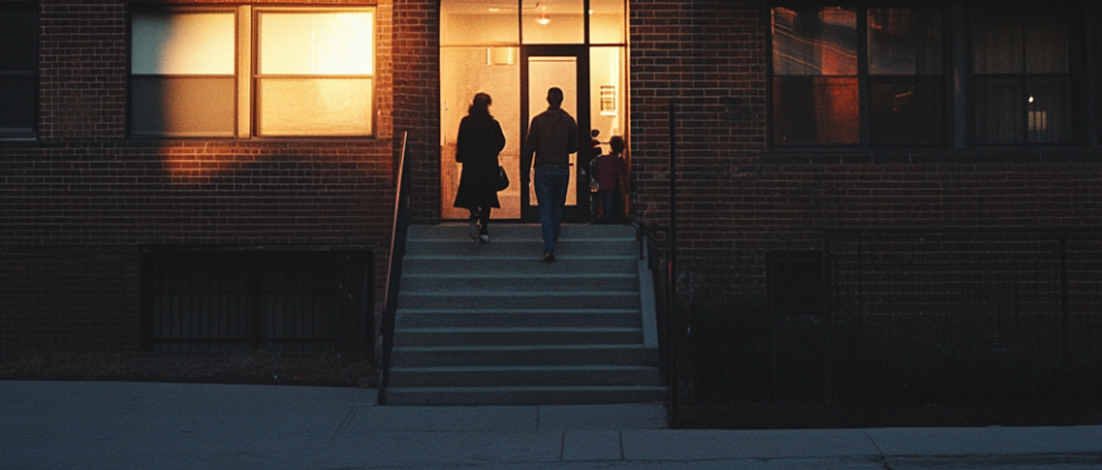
[130,7,375,138]
[972,7,1071,144]
[0,3,37,139]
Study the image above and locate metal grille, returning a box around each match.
[141,248,373,353]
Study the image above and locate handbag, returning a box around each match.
[495,165,510,191]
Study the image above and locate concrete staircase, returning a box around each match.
[384,223,665,406]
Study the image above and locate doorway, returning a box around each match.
[439,0,627,223]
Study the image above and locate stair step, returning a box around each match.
[400,272,638,292]
[389,344,655,367]
[388,365,661,387]
[405,239,638,257]
[396,309,640,328]
[383,385,668,406]
[393,327,642,346]
[384,224,661,406]
[402,255,638,274]
[398,291,640,310]
[407,224,637,241]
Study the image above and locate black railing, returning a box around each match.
[377,132,410,405]
[666,225,1102,416]
[822,225,1102,403]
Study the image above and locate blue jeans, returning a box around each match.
[534,166,570,255]
[600,190,617,223]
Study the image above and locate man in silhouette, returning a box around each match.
[523,87,579,262]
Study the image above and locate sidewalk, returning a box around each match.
[2,381,1100,470]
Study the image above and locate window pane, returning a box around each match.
[971,9,1022,74]
[0,77,34,137]
[0,6,36,72]
[257,78,373,136]
[870,79,945,145]
[772,7,857,76]
[1026,78,1071,144]
[441,0,518,46]
[589,0,625,44]
[522,0,584,45]
[773,76,859,145]
[1024,12,1068,73]
[131,77,235,137]
[258,11,374,75]
[868,8,942,75]
[973,78,1023,144]
[131,11,235,75]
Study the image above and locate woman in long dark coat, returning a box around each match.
[453,92,506,242]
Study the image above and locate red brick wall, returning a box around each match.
[627,0,1102,298]
[1,0,398,352]
[392,0,441,223]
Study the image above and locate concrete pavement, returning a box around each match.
[2,380,1100,470]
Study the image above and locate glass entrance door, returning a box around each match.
[521,46,590,222]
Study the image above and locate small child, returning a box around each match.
[592,136,627,223]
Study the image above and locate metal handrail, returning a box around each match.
[377,132,410,405]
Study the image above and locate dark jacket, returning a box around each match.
[524,107,579,169]
[453,113,506,210]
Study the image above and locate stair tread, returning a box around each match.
[400,291,638,296]
[399,326,641,332]
[393,344,649,352]
[397,308,639,314]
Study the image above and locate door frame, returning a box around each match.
[520,45,591,223]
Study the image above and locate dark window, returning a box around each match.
[772,7,860,146]
[0,4,37,139]
[772,6,946,147]
[772,4,1092,150]
[971,7,1073,144]
[867,8,945,146]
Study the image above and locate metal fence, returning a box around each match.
[141,248,373,353]
[654,226,1102,413]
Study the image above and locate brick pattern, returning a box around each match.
[3,0,1101,351]
[1,0,397,351]
[627,0,1102,296]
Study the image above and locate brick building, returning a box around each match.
[1,0,1099,353]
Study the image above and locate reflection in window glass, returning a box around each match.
[258,12,374,75]
[132,12,235,75]
[257,79,373,136]
[772,7,857,76]
[130,10,236,137]
[773,77,859,145]
[868,8,941,75]
[866,8,945,145]
[256,10,375,136]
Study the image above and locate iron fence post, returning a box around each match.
[1058,230,1070,365]
[822,230,834,403]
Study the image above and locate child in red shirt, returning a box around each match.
[592,136,627,223]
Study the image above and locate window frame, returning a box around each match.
[0,2,39,141]
[967,5,1083,147]
[768,2,1091,151]
[128,5,377,140]
[768,4,953,150]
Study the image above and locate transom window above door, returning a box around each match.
[130,7,376,138]
[440,0,625,46]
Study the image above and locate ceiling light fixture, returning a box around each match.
[537,4,550,25]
